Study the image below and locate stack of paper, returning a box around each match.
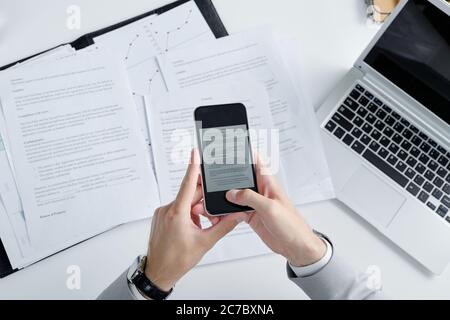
[0,0,334,270]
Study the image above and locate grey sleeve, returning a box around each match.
[97,270,137,300]
[287,242,388,300]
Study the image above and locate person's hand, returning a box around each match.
[145,150,247,291]
[225,156,327,267]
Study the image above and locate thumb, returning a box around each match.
[205,212,247,245]
[226,189,272,212]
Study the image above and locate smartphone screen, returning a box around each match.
[194,103,258,215]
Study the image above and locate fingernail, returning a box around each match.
[227,190,238,201]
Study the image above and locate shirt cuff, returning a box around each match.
[288,236,333,278]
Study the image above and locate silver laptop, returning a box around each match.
[317,0,450,274]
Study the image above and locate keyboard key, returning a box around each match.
[419,154,430,165]
[437,145,448,155]
[401,140,412,152]
[355,84,365,92]
[402,129,413,140]
[366,114,376,124]
[446,173,450,183]
[369,141,381,152]
[419,132,429,140]
[351,128,363,139]
[447,216,450,224]
[406,157,417,167]
[367,102,378,113]
[400,118,410,127]
[385,116,395,126]
[378,148,389,159]
[433,177,444,188]
[376,109,387,120]
[437,167,447,178]
[411,136,422,147]
[370,130,381,141]
[374,120,385,131]
[405,168,415,179]
[383,127,394,138]
[363,150,409,188]
[436,205,448,218]
[362,123,372,134]
[393,122,405,133]
[332,113,353,132]
[325,121,337,133]
[432,189,443,201]
[429,149,440,160]
[428,138,438,148]
[339,105,356,121]
[334,127,345,139]
[343,134,355,146]
[428,160,438,172]
[357,107,368,118]
[391,111,401,120]
[406,182,420,196]
[353,116,364,127]
[414,175,425,187]
[392,134,403,144]
[382,105,392,113]
[351,141,365,154]
[409,125,419,134]
[398,150,408,161]
[427,202,437,211]
[418,191,429,203]
[379,137,390,148]
[396,161,407,173]
[424,170,435,182]
[388,143,399,154]
[374,98,383,106]
[442,195,450,208]
[361,134,371,146]
[423,182,434,193]
[344,98,359,111]
[350,89,361,100]
[420,142,431,153]
[387,155,398,166]
[364,91,374,100]
[410,147,420,158]
[444,184,450,195]
[359,96,370,107]
[438,155,449,167]
[415,163,426,174]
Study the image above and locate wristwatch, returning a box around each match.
[127,255,173,300]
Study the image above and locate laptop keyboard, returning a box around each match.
[324,84,450,223]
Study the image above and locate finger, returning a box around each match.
[191,211,202,228]
[191,185,203,206]
[204,212,248,244]
[175,149,201,208]
[226,189,273,212]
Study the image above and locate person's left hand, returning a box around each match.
[145,149,247,291]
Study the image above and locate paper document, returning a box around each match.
[158,30,333,205]
[94,0,215,96]
[0,49,159,250]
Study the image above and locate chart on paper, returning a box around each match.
[94,0,215,96]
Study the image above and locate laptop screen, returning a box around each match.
[364,0,450,126]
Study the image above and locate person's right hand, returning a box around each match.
[225,157,327,267]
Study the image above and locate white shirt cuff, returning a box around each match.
[288,237,333,278]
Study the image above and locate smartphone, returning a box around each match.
[194,103,258,216]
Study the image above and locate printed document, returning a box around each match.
[0,49,160,250]
[158,30,333,205]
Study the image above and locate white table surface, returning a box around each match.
[0,0,449,300]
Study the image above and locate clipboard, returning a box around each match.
[0,0,228,278]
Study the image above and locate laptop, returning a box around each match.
[317,0,450,274]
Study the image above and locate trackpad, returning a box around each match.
[340,165,406,227]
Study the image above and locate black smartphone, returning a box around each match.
[194,103,258,216]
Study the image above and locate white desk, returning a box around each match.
[0,0,449,299]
